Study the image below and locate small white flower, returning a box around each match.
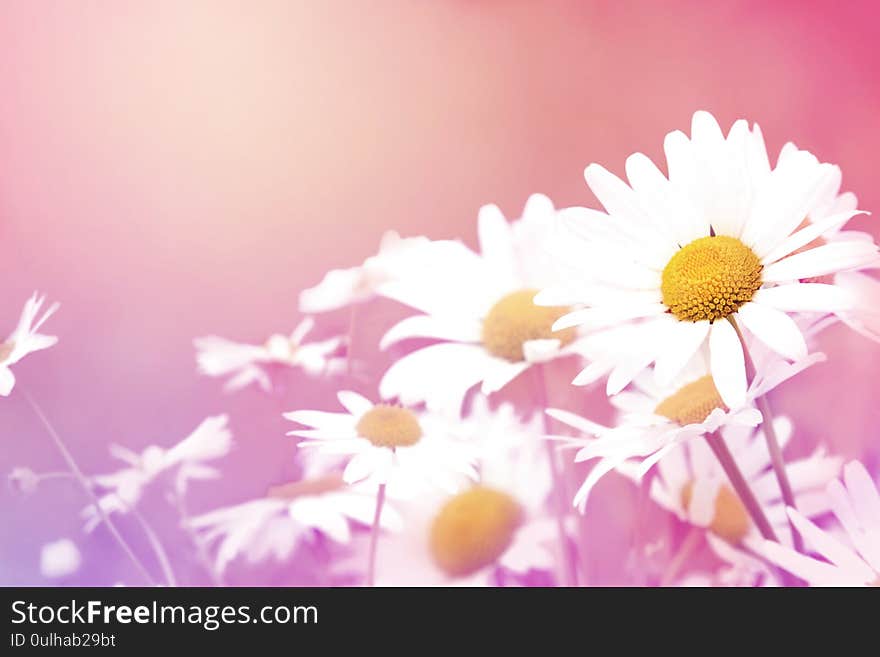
[84,416,233,529]
[195,317,345,392]
[547,347,823,510]
[40,539,81,579]
[189,476,401,575]
[379,194,590,415]
[619,417,840,585]
[299,231,431,313]
[0,293,59,396]
[754,461,880,586]
[8,466,40,496]
[368,397,566,586]
[540,111,878,408]
[285,391,477,498]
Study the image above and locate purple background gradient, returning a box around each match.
[2,1,879,585]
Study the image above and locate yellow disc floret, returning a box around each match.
[355,405,422,448]
[661,236,762,322]
[481,288,575,362]
[654,375,728,426]
[681,482,751,543]
[430,486,523,577]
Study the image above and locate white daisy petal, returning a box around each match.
[336,391,374,417]
[379,314,481,350]
[757,539,849,586]
[753,283,854,313]
[709,320,747,408]
[654,320,710,385]
[735,302,807,361]
[762,241,879,283]
[786,509,875,581]
[761,210,866,265]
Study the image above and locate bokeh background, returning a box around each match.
[2,0,879,585]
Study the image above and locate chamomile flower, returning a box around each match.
[547,347,823,510]
[379,194,589,415]
[194,317,345,392]
[370,398,564,585]
[619,417,840,585]
[540,111,878,408]
[189,474,401,575]
[84,416,233,530]
[0,293,59,396]
[299,231,431,313]
[755,461,880,586]
[285,391,477,497]
[778,145,880,341]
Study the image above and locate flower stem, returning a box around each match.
[534,365,579,587]
[660,526,703,587]
[21,389,157,586]
[728,317,804,554]
[173,490,225,586]
[130,506,177,587]
[366,483,386,587]
[704,431,778,542]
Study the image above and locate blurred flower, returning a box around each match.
[833,271,880,342]
[8,466,40,496]
[0,293,59,396]
[189,474,401,575]
[285,391,477,497]
[40,539,81,579]
[539,110,878,408]
[621,417,840,585]
[83,415,233,530]
[379,194,589,415]
[299,231,431,313]
[194,317,345,392]
[755,461,880,586]
[369,397,564,585]
[779,144,880,342]
[547,347,823,509]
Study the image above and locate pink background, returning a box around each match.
[2,1,878,585]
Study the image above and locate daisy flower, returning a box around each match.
[285,391,477,497]
[189,473,402,575]
[84,415,233,530]
[754,461,880,586]
[39,539,82,579]
[194,317,345,392]
[540,111,878,408]
[778,143,880,341]
[0,293,59,396]
[378,194,590,415]
[366,398,565,586]
[299,231,431,313]
[619,417,840,585]
[547,346,822,509]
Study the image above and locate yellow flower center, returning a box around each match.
[655,375,728,426]
[430,486,523,577]
[266,474,345,499]
[481,288,575,362]
[681,482,751,543]
[661,236,763,322]
[355,405,422,448]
